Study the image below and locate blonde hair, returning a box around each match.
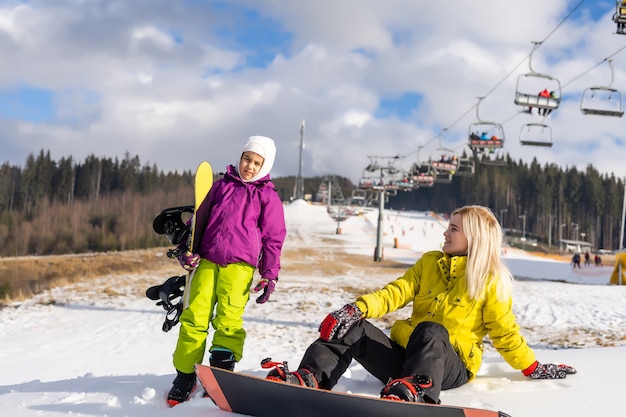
[452,205,513,302]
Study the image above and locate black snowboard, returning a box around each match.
[195,364,511,417]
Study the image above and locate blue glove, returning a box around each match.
[178,251,200,271]
[253,277,277,304]
[318,303,363,341]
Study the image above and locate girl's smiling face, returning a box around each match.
[239,151,265,181]
[442,213,469,256]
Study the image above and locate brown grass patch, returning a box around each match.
[0,248,181,302]
[522,325,626,348]
[0,242,410,304]
[280,245,407,277]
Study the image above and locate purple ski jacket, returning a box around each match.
[193,165,286,280]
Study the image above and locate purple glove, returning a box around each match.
[178,251,200,271]
[318,303,363,341]
[253,277,277,304]
[523,361,577,379]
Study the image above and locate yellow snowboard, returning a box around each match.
[189,161,213,254]
[609,252,626,285]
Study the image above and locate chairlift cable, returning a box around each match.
[538,0,586,45]
[410,0,586,157]
[482,0,585,101]
[562,46,626,89]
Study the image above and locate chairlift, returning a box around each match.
[393,179,413,191]
[434,171,454,184]
[350,189,367,206]
[581,88,624,117]
[357,176,376,189]
[478,149,508,166]
[455,152,475,177]
[468,97,505,150]
[519,122,553,147]
[514,42,561,112]
[411,162,435,188]
[429,143,458,183]
[393,172,415,191]
[375,181,399,196]
[430,148,459,174]
[514,74,561,110]
[370,178,399,192]
[613,0,626,35]
[468,124,504,150]
[580,60,624,117]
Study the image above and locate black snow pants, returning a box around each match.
[298,320,469,403]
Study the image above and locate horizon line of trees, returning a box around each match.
[386,157,625,252]
[0,149,624,257]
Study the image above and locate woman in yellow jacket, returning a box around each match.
[266,205,576,404]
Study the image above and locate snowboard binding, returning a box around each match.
[148,205,195,332]
[146,275,186,332]
[261,358,318,388]
[148,163,213,334]
[153,205,194,245]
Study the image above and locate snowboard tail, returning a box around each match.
[196,364,511,417]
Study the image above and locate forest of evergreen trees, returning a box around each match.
[0,150,624,257]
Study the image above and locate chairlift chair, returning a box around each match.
[430,148,459,174]
[429,147,457,184]
[416,174,435,187]
[468,123,505,150]
[357,176,375,189]
[514,42,561,112]
[380,181,399,197]
[455,154,475,177]
[519,122,553,147]
[514,73,561,110]
[478,150,508,166]
[579,60,624,117]
[468,97,505,151]
[393,173,415,191]
[414,173,435,187]
[613,0,626,34]
[371,179,398,192]
[434,171,454,184]
[350,189,367,206]
[580,87,624,117]
[412,163,435,188]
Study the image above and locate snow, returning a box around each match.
[1,200,624,417]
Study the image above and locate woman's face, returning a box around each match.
[442,213,469,256]
[239,151,265,181]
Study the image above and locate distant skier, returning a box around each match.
[572,253,581,269]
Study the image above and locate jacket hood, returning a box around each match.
[236,135,276,183]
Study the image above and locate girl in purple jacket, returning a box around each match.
[167,136,286,406]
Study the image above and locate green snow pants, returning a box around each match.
[173,259,255,374]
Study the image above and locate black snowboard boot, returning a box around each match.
[167,370,197,406]
[261,358,318,388]
[380,375,432,403]
[209,349,236,371]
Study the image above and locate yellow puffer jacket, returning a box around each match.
[354,251,535,379]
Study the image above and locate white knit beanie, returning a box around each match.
[237,135,276,182]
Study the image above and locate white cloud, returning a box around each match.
[131,26,175,50]
[0,3,33,42]
[0,1,625,183]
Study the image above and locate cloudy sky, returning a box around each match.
[0,0,625,184]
